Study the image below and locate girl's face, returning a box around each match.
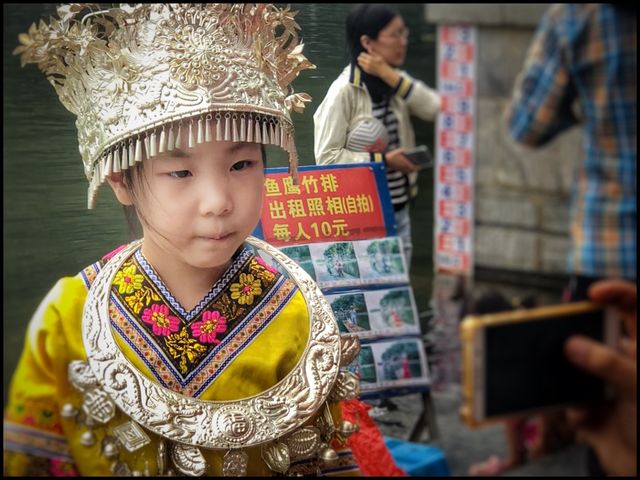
[112,137,265,272]
[369,16,408,67]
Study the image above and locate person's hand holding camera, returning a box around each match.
[564,279,637,476]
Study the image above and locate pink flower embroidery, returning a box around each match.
[191,311,228,344]
[255,256,277,274]
[49,458,80,477]
[142,304,181,337]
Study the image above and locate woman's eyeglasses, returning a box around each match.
[379,28,410,42]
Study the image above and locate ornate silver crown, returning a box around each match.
[14,3,315,208]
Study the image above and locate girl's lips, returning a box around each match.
[200,232,233,241]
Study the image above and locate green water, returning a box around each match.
[3,4,436,403]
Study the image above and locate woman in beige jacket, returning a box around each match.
[313,4,440,267]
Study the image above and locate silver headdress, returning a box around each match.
[14,3,315,208]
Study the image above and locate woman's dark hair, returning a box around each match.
[346,4,400,102]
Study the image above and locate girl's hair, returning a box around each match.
[122,143,267,240]
[345,4,400,102]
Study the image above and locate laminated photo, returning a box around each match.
[353,237,409,285]
[354,338,430,395]
[308,241,361,289]
[326,287,420,339]
[279,244,317,280]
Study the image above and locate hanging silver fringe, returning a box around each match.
[254,116,262,143]
[188,121,195,149]
[213,114,220,141]
[224,114,231,142]
[135,138,143,163]
[150,131,158,157]
[247,115,254,143]
[128,141,136,167]
[113,148,121,173]
[272,122,279,146]
[104,152,113,179]
[143,135,151,160]
[175,123,182,149]
[232,115,239,142]
[239,114,246,141]
[159,128,167,154]
[205,115,212,142]
[269,122,276,146]
[197,117,204,144]
[168,125,175,152]
[121,145,128,170]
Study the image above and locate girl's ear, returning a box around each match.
[106,172,134,206]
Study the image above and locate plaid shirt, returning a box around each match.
[507,4,636,280]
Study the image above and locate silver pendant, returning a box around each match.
[261,441,290,474]
[328,371,360,402]
[170,443,207,477]
[112,421,151,453]
[82,388,116,424]
[101,435,120,460]
[222,450,248,477]
[285,426,322,461]
[339,335,361,367]
[68,360,99,392]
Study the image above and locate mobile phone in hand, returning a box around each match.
[404,145,433,169]
[459,301,620,427]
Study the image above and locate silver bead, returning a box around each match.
[101,437,119,460]
[319,445,338,463]
[80,430,96,447]
[60,403,79,418]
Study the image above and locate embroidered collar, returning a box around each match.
[133,245,253,322]
[106,243,296,395]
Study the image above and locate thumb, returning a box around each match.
[565,335,637,399]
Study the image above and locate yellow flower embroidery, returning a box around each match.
[165,328,207,375]
[114,264,144,295]
[230,273,262,305]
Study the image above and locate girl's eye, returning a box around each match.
[231,160,253,171]
[169,170,192,178]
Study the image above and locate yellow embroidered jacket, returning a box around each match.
[4,243,360,476]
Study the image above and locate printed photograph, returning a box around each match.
[280,245,316,280]
[366,288,419,331]
[309,242,360,284]
[377,340,424,382]
[327,293,370,334]
[354,238,408,283]
[352,345,377,385]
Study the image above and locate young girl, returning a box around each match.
[4,4,380,476]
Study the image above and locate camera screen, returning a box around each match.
[484,308,607,417]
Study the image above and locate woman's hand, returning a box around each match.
[385,147,419,174]
[357,52,401,88]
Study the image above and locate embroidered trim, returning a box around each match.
[110,255,298,397]
[3,421,73,461]
[110,278,297,395]
[134,246,253,321]
[80,261,102,290]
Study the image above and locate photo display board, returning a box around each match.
[255,165,431,398]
